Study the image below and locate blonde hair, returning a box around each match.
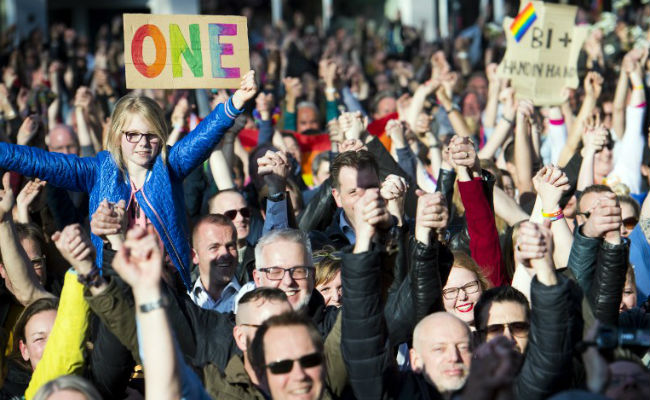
[313,245,341,287]
[105,95,169,174]
[450,250,491,291]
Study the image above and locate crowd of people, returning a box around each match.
[0,1,650,399]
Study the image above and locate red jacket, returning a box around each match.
[458,177,508,287]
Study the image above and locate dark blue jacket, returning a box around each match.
[0,98,242,289]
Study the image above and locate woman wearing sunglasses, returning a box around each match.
[0,71,257,290]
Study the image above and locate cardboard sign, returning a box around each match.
[123,14,249,89]
[497,2,588,106]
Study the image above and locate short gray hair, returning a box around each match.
[254,228,313,269]
[296,101,318,113]
[33,375,102,400]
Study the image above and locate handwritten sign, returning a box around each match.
[498,2,588,106]
[123,14,249,89]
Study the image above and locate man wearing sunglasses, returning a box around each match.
[249,312,332,400]
[473,221,579,399]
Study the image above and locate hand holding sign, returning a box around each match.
[232,70,257,110]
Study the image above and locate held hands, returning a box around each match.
[353,189,392,250]
[414,191,449,245]
[52,224,95,276]
[232,70,257,110]
[380,174,408,226]
[447,135,479,181]
[91,199,127,249]
[581,192,622,242]
[338,111,365,141]
[461,336,521,400]
[515,221,557,284]
[385,119,407,148]
[532,165,570,212]
[339,138,367,153]
[327,119,344,144]
[112,226,163,301]
[257,150,290,195]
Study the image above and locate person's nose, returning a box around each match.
[444,345,462,363]
[502,325,514,341]
[330,289,341,305]
[288,359,310,381]
[457,288,468,301]
[281,269,297,287]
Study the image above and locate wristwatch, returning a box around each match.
[139,297,168,313]
[268,192,285,202]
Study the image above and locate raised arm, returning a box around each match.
[0,173,53,305]
[531,166,573,268]
[513,221,576,399]
[558,72,602,167]
[24,224,95,399]
[342,188,392,400]
[167,71,256,179]
[450,136,508,287]
[514,99,535,193]
[478,87,516,160]
[258,150,290,234]
[112,227,181,400]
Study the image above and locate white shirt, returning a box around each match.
[189,277,241,313]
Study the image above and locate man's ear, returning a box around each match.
[233,326,247,352]
[191,248,199,265]
[332,188,342,208]
[253,269,263,287]
[19,340,30,362]
[409,348,423,373]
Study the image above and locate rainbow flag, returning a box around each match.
[510,3,537,42]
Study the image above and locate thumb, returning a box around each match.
[541,219,551,230]
[116,199,126,210]
[415,189,427,197]
[51,231,61,242]
[1,172,11,192]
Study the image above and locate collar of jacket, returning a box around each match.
[225,355,255,387]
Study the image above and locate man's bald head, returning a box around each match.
[410,312,472,394]
[48,124,79,155]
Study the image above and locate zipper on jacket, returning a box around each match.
[140,187,189,288]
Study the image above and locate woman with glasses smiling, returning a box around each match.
[0,71,257,290]
[442,251,490,328]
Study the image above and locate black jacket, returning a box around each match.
[514,275,581,400]
[298,136,419,235]
[588,239,629,327]
[341,239,446,400]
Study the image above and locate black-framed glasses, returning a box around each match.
[122,131,161,144]
[266,352,323,375]
[484,321,530,338]
[223,207,250,220]
[442,280,480,300]
[577,211,591,220]
[258,266,313,281]
[30,256,46,267]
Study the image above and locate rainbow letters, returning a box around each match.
[123,14,249,89]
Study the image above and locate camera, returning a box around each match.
[595,325,650,350]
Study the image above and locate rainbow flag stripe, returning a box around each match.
[510,3,537,42]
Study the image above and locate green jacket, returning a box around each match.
[201,312,346,399]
